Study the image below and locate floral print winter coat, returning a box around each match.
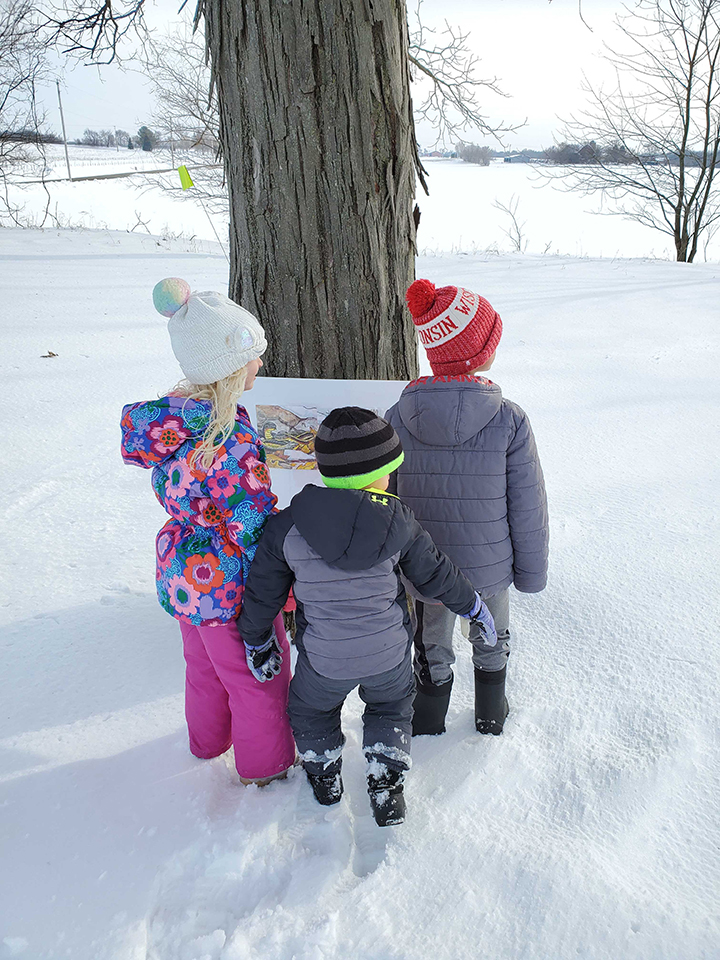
[120,397,277,626]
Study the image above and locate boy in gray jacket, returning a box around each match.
[238,407,495,826]
[385,278,549,738]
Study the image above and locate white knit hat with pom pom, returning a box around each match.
[152,277,267,385]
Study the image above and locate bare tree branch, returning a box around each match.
[493,195,528,253]
[127,18,226,215]
[408,0,522,146]
[41,0,147,64]
[139,20,218,155]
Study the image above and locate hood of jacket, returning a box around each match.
[290,484,411,572]
[120,396,211,469]
[395,375,503,446]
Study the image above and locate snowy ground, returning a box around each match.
[1,226,719,960]
[7,146,720,262]
[5,145,224,247]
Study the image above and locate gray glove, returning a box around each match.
[245,630,283,683]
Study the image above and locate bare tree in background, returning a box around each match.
[142,22,218,154]
[130,0,517,378]
[79,128,105,145]
[408,0,518,146]
[1,4,47,162]
[456,142,492,165]
[493,195,528,253]
[0,0,51,221]
[138,21,227,217]
[546,0,720,262]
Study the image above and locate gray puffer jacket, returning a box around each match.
[238,484,476,680]
[385,376,549,597]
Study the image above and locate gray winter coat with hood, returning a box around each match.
[385,376,549,597]
[238,484,477,680]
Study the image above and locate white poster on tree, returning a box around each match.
[245,377,408,507]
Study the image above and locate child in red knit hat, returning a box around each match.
[384,278,549,736]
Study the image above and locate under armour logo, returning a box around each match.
[370,494,389,505]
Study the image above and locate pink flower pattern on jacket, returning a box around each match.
[121,396,277,626]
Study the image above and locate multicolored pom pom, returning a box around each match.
[406,278,437,318]
[153,277,191,318]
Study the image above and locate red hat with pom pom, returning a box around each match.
[406,278,502,376]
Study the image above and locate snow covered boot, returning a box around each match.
[306,770,344,806]
[412,674,453,736]
[367,768,406,827]
[474,666,509,735]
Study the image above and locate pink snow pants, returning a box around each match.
[179,614,296,780]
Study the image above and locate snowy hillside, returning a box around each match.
[1,228,719,960]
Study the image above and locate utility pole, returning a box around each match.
[56,81,72,181]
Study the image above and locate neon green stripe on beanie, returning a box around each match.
[320,452,405,490]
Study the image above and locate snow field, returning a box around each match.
[1,230,719,959]
[7,145,224,246]
[7,147,720,262]
[415,158,720,261]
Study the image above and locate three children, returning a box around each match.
[123,274,548,824]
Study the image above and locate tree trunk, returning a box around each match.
[204,0,420,379]
[675,225,689,262]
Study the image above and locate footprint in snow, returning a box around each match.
[143,775,356,957]
[350,814,390,878]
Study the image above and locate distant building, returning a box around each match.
[417,147,457,159]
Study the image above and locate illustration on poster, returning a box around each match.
[247,379,407,506]
[256,404,326,469]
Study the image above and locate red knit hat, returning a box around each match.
[406,278,502,376]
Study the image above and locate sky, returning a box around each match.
[37,0,627,149]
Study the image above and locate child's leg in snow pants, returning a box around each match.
[179,614,296,780]
[414,589,511,684]
[288,649,414,774]
[470,590,511,673]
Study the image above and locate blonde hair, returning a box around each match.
[171,364,250,470]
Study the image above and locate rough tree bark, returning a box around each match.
[203,0,421,379]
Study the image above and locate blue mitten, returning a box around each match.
[245,630,283,683]
[462,592,498,648]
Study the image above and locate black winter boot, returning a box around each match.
[474,666,509,735]
[306,770,344,805]
[412,674,453,736]
[367,768,406,826]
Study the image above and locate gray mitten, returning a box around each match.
[245,630,283,683]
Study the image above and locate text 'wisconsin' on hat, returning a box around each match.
[406,278,502,376]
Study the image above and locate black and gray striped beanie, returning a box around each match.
[314,407,405,490]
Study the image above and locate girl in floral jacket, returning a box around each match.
[120,278,295,784]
